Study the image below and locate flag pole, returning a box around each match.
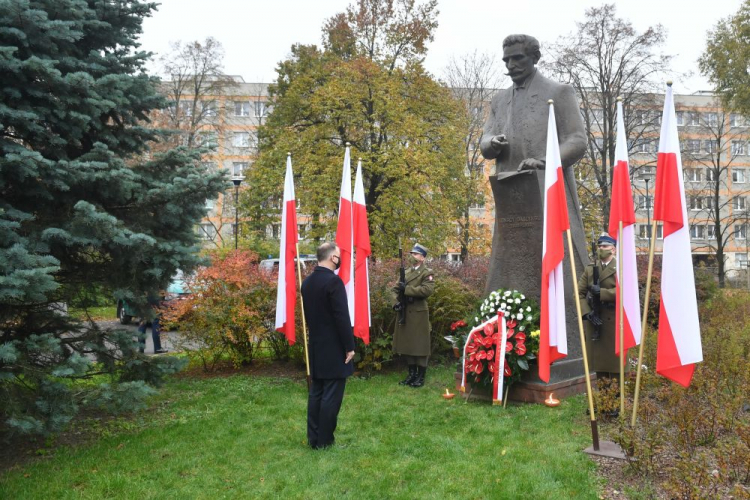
[631,220,658,426]
[295,243,311,390]
[618,221,625,419]
[566,229,599,450]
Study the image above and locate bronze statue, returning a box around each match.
[480,34,590,381]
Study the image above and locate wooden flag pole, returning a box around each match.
[295,243,311,390]
[566,229,600,451]
[618,222,626,419]
[631,220,658,427]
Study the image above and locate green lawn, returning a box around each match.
[0,365,602,499]
[68,306,117,321]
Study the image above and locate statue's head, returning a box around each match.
[502,34,541,85]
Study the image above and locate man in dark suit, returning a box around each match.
[301,242,356,450]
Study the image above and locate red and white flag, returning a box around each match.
[335,145,355,323]
[608,101,642,360]
[539,102,570,383]
[353,159,371,344]
[653,84,702,386]
[274,154,299,344]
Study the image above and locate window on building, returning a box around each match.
[634,139,654,153]
[254,101,266,117]
[732,168,746,183]
[638,195,653,210]
[271,223,280,239]
[707,225,716,240]
[730,114,744,128]
[205,199,216,210]
[202,101,217,117]
[199,223,217,240]
[735,224,747,240]
[195,131,218,148]
[690,224,705,239]
[233,132,250,148]
[234,101,251,117]
[589,108,604,122]
[705,112,718,127]
[689,196,705,211]
[656,223,664,239]
[731,141,747,156]
[298,223,306,238]
[638,224,652,239]
[201,161,217,172]
[733,196,746,212]
[706,168,717,182]
[737,252,749,268]
[688,112,700,126]
[178,101,193,117]
[676,111,684,127]
[686,140,701,153]
[232,162,248,178]
[703,139,718,154]
[686,168,702,182]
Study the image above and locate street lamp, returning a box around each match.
[639,170,656,244]
[232,175,243,250]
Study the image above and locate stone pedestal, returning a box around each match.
[485,169,591,388]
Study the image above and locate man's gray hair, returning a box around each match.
[502,34,541,62]
[316,242,338,263]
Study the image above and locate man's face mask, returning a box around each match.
[597,248,613,260]
[408,254,419,266]
[332,255,341,270]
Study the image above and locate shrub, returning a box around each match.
[163,251,277,370]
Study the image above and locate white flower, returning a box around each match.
[526,315,532,321]
[515,298,521,304]
[504,291,511,297]
[519,308,524,313]
[516,313,523,320]
[519,326,525,331]
[526,306,531,312]
[500,303,506,310]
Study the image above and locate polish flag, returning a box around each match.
[274,154,299,344]
[608,101,642,360]
[653,84,702,386]
[353,159,371,344]
[335,145,355,324]
[538,101,570,383]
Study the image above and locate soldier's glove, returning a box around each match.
[584,312,603,327]
[589,284,601,296]
[396,282,406,292]
[393,303,403,311]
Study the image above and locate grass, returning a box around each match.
[0,365,601,499]
[68,306,117,321]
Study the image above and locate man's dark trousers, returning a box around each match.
[307,378,346,449]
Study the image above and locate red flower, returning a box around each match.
[457,320,467,327]
[486,350,494,361]
[507,319,517,329]
[507,328,515,338]
[483,323,495,336]
[450,321,458,331]
[515,343,527,356]
[504,363,512,377]
[488,363,495,373]
[469,352,475,361]
[475,363,484,374]
[477,351,487,360]
[515,332,526,342]
[505,341,513,353]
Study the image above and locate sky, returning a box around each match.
[138,0,744,94]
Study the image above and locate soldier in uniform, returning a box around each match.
[578,234,624,377]
[392,243,435,388]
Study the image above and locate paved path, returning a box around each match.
[96,319,184,355]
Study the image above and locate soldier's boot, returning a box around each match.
[399,365,417,385]
[409,366,426,388]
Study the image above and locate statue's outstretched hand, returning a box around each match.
[517,158,545,171]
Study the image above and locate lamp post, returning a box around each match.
[640,170,656,245]
[232,176,243,250]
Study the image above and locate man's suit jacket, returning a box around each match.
[301,266,355,379]
[479,70,587,173]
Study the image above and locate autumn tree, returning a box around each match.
[545,3,673,231]
[441,51,502,260]
[243,0,466,256]
[700,0,750,117]
[680,103,750,287]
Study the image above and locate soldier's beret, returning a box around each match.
[410,243,428,257]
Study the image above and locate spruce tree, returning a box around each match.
[0,0,226,435]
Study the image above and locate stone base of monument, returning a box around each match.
[583,440,628,460]
[454,358,596,404]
